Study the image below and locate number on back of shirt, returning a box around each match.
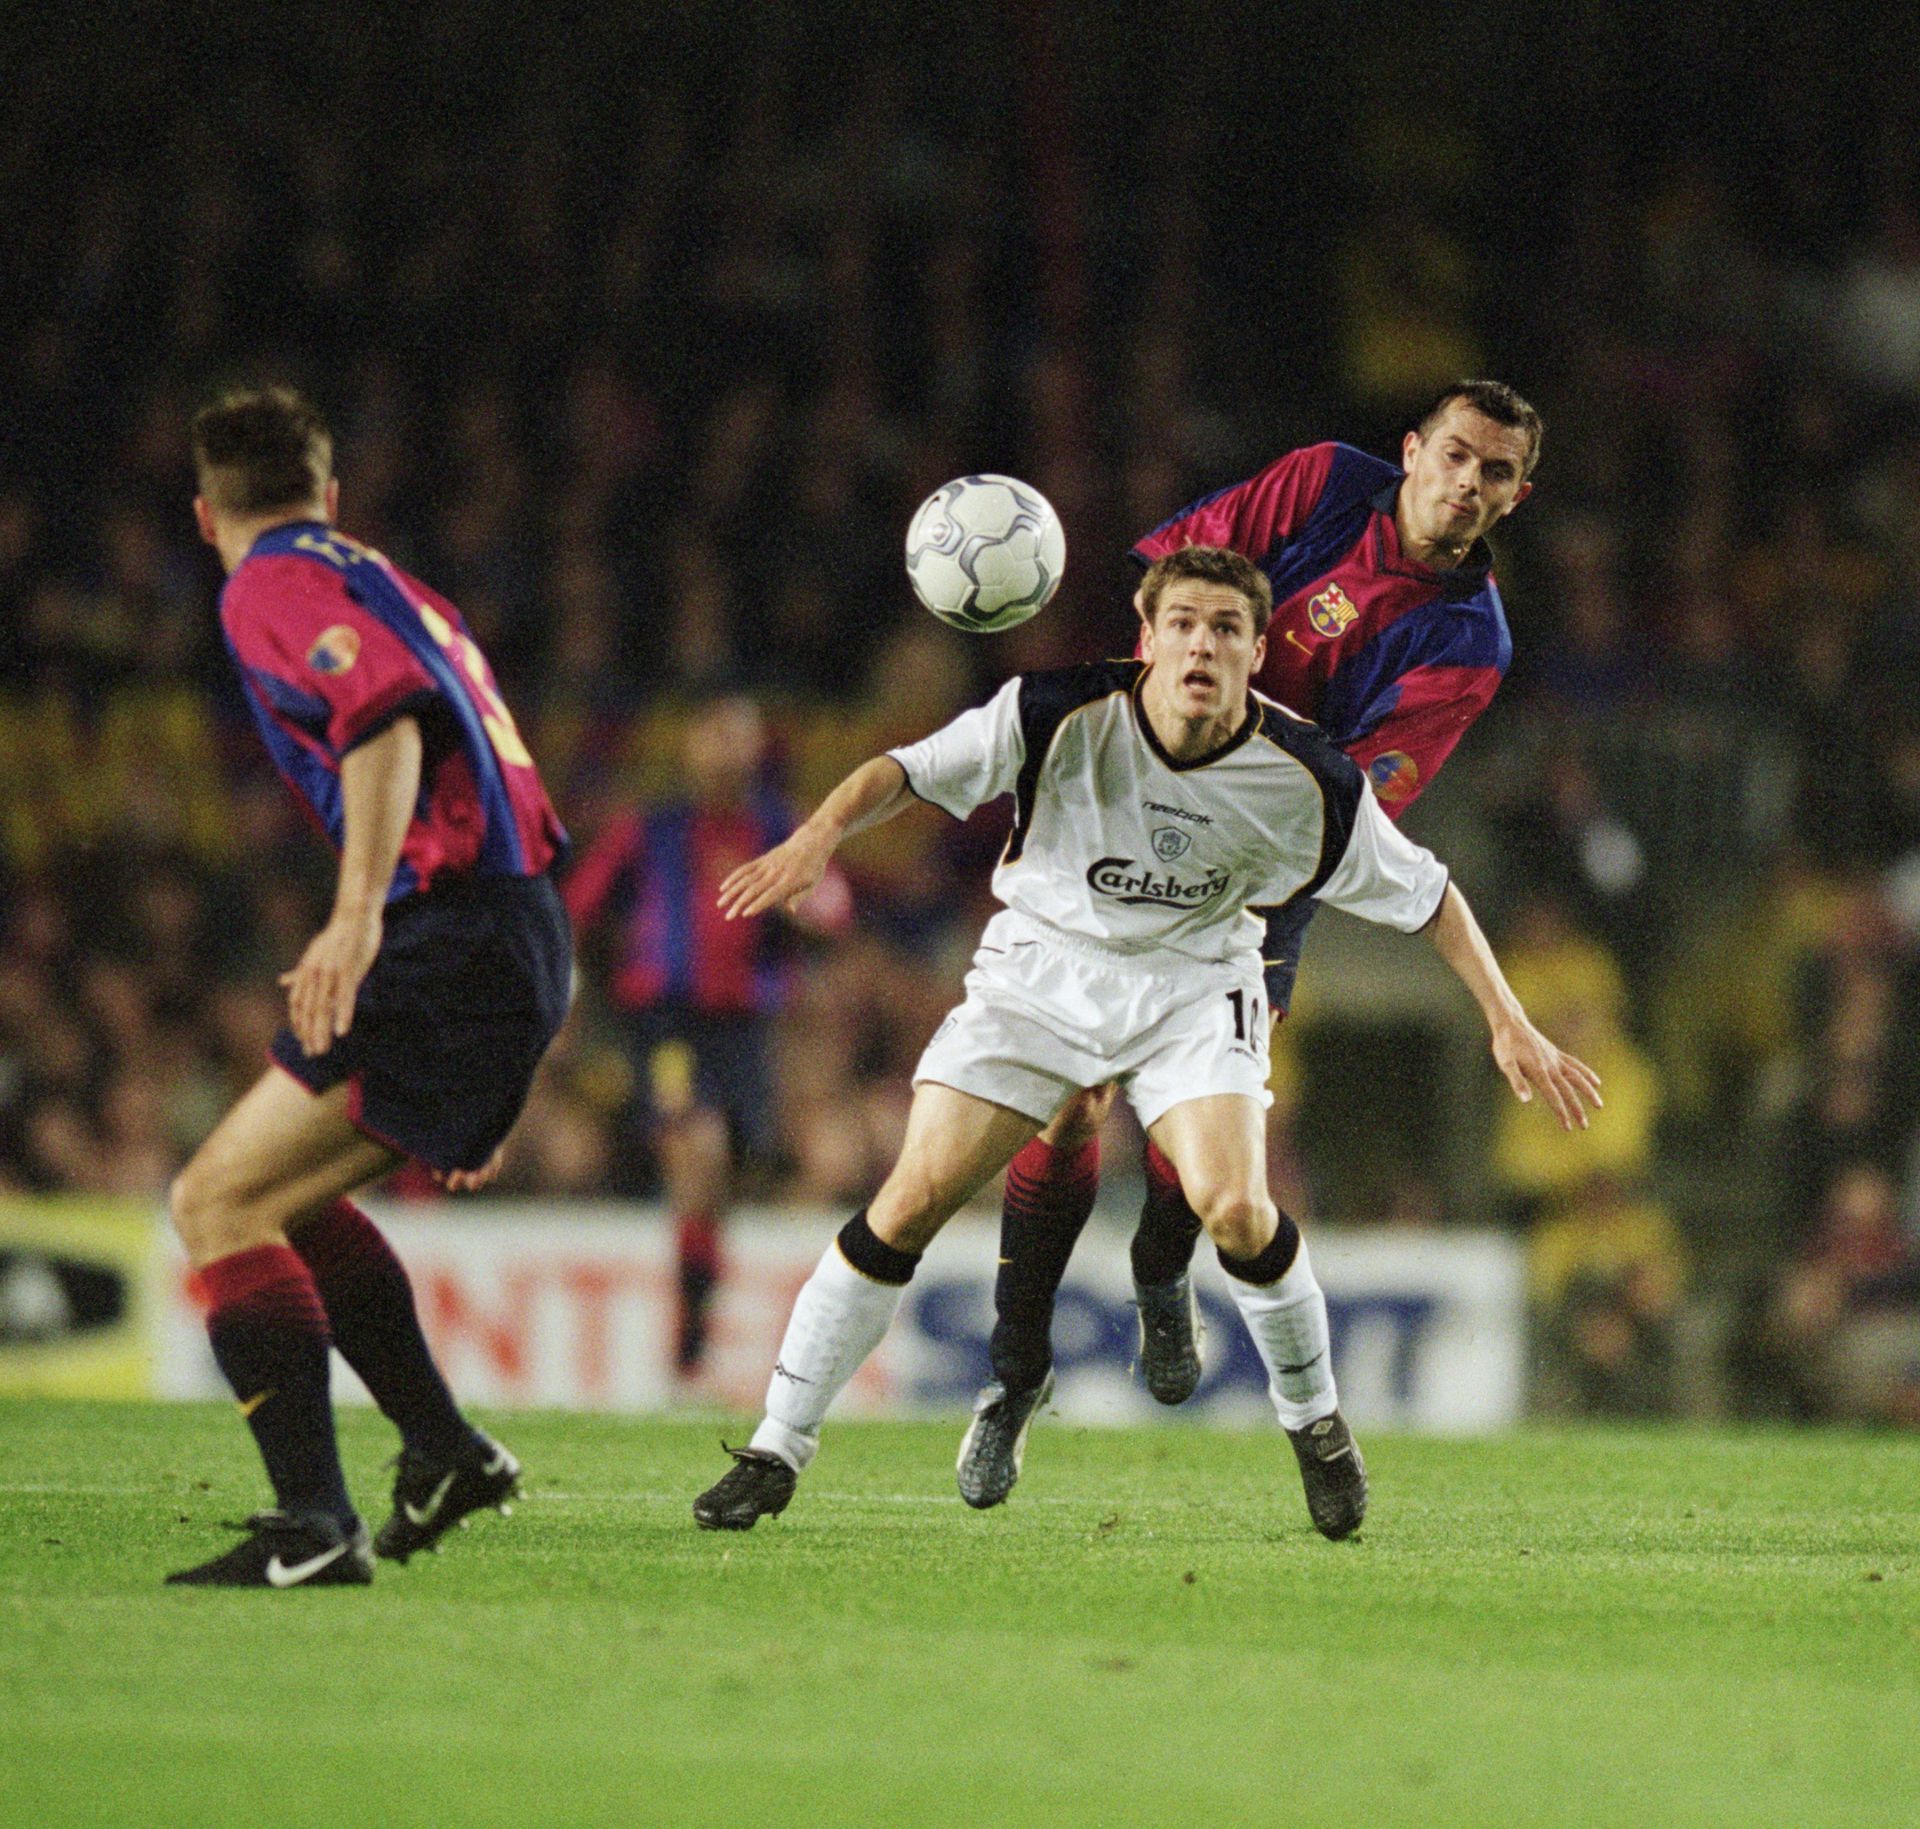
[414,602,535,768]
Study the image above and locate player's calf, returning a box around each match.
[1214,1217,1360,1535]
[1129,1139,1208,1404]
[182,1242,360,1553]
[690,1210,922,1529]
[1128,1143,1205,1397]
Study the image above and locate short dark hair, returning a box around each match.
[1138,544,1274,636]
[191,386,333,516]
[1415,379,1544,478]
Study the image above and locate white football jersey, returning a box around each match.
[889,659,1448,969]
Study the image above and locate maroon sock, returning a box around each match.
[989,1136,1100,1391]
[675,1211,723,1373]
[290,1200,474,1459]
[1130,1139,1204,1285]
[198,1244,354,1524]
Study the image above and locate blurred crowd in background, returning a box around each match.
[4,2,1920,1421]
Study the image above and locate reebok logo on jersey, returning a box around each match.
[1086,857,1230,909]
[1142,799,1211,827]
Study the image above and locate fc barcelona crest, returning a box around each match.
[1306,582,1359,639]
[1152,826,1192,862]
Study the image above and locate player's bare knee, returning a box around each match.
[1043,1084,1117,1151]
[168,1162,268,1265]
[1195,1191,1275,1261]
[682,1107,729,1166]
[168,1158,217,1242]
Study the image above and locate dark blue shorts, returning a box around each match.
[272,872,573,1173]
[1262,898,1319,1013]
[620,1005,774,1161]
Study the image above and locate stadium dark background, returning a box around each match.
[4,0,1920,1422]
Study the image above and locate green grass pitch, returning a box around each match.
[1,1402,1916,1827]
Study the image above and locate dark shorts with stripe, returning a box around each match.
[271,872,574,1173]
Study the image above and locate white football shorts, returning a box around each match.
[912,912,1273,1131]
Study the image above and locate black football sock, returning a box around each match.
[1130,1139,1205,1286]
[674,1211,723,1374]
[290,1200,475,1461]
[199,1244,355,1524]
[989,1137,1100,1392]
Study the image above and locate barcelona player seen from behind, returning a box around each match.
[166,387,571,1588]
[963,381,1543,1517]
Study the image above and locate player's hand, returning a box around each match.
[787,864,854,937]
[280,906,383,1057]
[438,1145,505,1194]
[718,826,835,921]
[1490,1017,1603,1132]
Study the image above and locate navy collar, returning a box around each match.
[244,518,334,562]
[1130,671,1259,773]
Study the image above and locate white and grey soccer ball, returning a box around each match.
[905,474,1066,633]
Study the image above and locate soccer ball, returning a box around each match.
[905,474,1065,633]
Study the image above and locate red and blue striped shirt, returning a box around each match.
[220,521,566,897]
[1135,441,1511,817]
[564,798,798,1016]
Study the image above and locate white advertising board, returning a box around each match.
[154,1205,1524,1432]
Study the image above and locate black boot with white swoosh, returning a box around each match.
[166,1510,374,1588]
[374,1430,522,1563]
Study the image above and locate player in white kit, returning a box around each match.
[693,545,1599,1536]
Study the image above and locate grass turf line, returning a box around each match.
[1,1401,1916,1828]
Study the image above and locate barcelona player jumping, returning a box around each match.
[962,380,1541,1515]
[166,388,571,1587]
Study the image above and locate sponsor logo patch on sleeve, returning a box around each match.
[1367,750,1420,804]
[306,625,362,676]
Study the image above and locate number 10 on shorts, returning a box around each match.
[1226,987,1265,1044]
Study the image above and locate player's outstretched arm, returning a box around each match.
[1425,882,1604,1132]
[281,715,423,1057]
[718,756,912,922]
